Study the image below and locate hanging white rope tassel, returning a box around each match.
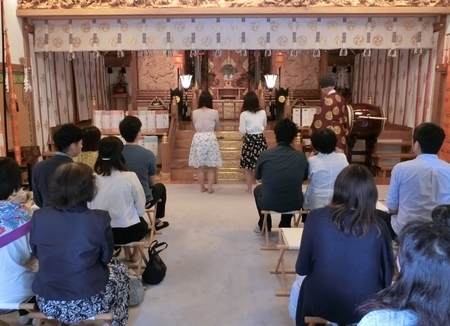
[44,20,50,59]
[117,19,124,58]
[214,18,222,57]
[388,17,398,57]
[166,18,173,57]
[4,66,9,93]
[290,18,298,57]
[363,17,372,57]
[240,18,247,57]
[312,18,321,58]
[265,18,272,57]
[414,17,423,55]
[339,18,348,57]
[67,19,75,61]
[92,19,99,59]
[190,18,198,58]
[141,19,149,57]
[24,67,32,93]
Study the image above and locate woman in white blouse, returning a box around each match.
[88,136,147,262]
[189,91,222,193]
[239,91,268,194]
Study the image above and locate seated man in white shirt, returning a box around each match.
[385,122,450,239]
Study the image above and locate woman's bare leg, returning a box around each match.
[198,166,206,192]
[245,169,254,194]
[130,245,141,262]
[207,167,215,193]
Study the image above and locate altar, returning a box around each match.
[211,87,246,100]
[213,100,243,120]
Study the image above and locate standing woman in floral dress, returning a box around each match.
[189,91,222,194]
[239,91,268,194]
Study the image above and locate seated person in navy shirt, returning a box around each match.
[119,116,168,230]
[253,118,308,232]
[32,124,83,207]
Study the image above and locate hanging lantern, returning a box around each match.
[275,52,285,68]
[173,51,184,69]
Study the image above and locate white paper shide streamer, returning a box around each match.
[214,18,222,57]
[388,17,398,57]
[265,18,271,57]
[313,18,321,58]
[92,19,99,58]
[363,18,372,57]
[290,18,298,57]
[414,17,423,55]
[339,18,348,56]
[141,19,149,57]
[117,19,124,58]
[166,18,173,57]
[67,19,75,61]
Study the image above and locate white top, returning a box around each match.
[303,152,348,210]
[192,108,220,133]
[88,170,146,228]
[239,110,267,135]
[0,234,36,303]
[358,309,417,326]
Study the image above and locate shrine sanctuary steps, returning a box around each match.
[171,128,276,183]
[371,124,414,178]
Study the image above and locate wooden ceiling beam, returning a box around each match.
[16,7,449,19]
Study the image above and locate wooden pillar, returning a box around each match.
[320,50,329,77]
[160,133,171,181]
[431,15,447,125]
[130,51,138,111]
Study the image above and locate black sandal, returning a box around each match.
[155,221,169,231]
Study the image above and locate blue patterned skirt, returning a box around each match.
[36,259,130,326]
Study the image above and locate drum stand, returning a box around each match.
[346,136,377,171]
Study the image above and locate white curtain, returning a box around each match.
[30,48,108,154]
[353,37,437,128]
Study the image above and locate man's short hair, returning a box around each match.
[274,118,298,144]
[311,128,337,154]
[119,116,142,142]
[0,157,22,200]
[53,124,83,153]
[413,122,445,154]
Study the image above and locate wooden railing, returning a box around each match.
[160,104,178,181]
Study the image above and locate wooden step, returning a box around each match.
[374,165,395,178]
[375,141,412,147]
[372,153,416,159]
[170,168,245,183]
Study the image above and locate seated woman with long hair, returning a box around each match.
[359,221,450,326]
[30,162,129,326]
[294,164,394,326]
[88,136,148,262]
[0,157,35,316]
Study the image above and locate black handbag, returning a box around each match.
[142,240,168,285]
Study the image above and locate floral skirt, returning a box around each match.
[189,132,223,168]
[36,259,130,326]
[240,133,268,170]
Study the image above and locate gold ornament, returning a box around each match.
[278,95,286,103]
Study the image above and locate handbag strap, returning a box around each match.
[148,240,168,255]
